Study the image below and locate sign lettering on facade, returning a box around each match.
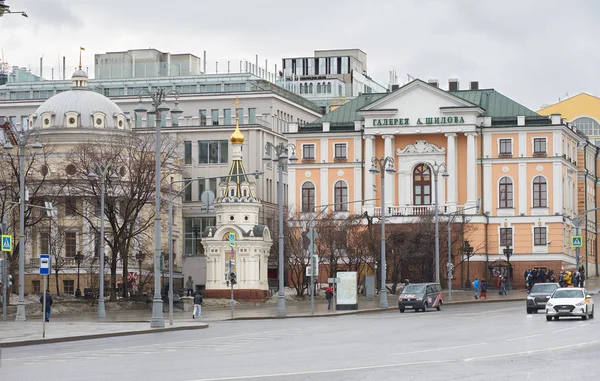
[372,116,465,126]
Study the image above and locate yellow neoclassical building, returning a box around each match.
[287,79,600,288]
[538,93,600,145]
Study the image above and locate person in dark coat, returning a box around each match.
[192,292,203,319]
[39,291,53,322]
[325,285,334,311]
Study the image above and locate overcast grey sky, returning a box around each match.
[1,0,599,110]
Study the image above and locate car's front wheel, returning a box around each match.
[421,302,428,312]
[436,301,442,311]
[399,306,405,313]
[590,307,594,319]
[527,307,533,314]
[546,316,552,322]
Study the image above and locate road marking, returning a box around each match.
[186,359,453,381]
[463,340,599,362]
[506,334,542,342]
[390,342,486,356]
[552,326,578,333]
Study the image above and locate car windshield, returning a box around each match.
[531,284,559,293]
[552,289,584,299]
[403,284,426,294]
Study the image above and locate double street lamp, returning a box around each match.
[134,88,182,329]
[263,142,298,317]
[3,124,43,322]
[463,240,474,289]
[87,166,119,318]
[369,156,396,308]
[429,162,448,284]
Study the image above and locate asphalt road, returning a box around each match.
[1,296,599,381]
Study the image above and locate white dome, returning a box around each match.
[31,69,130,130]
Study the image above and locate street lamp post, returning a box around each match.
[87,166,119,318]
[136,252,145,300]
[134,88,182,329]
[429,162,448,284]
[369,156,396,308]
[503,246,513,290]
[263,142,298,317]
[3,124,43,322]
[74,251,84,298]
[463,240,473,289]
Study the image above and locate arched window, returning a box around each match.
[326,82,332,93]
[573,117,600,137]
[302,182,315,212]
[334,181,348,211]
[309,83,313,94]
[499,177,513,208]
[413,164,431,205]
[316,83,322,94]
[533,176,547,208]
[299,85,303,94]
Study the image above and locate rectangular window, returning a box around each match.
[236,108,243,124]
[65,232,77,258]
[63,280,75,294]
[198,140,228,164]
[534,138,546,154]
[209,178,217,196]
[21,116,29,131]
[40,232,49,255]
[184,178,192,202]
[500,228,513,247]
[303,144,315,160]
[211,109,219,125]
[32,280,41,294]
[499,139,512,155]
[94,232,101,257]
[534,227,547,246]
[65,197,77,216]
[199,109,207,126]
[184,141,192,164]
[334,143,347,159]
[249,108,256,124]
[198,179,206,201]
[160,112,167,128]
[224,109,232,125]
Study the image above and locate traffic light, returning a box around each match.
[7,274,12,288]
[230,272,237,286]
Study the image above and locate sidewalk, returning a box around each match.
[1,276,598,348]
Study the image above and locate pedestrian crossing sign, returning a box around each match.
[1,235,12,252]
[572,236,583,248]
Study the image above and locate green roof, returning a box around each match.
[450,89,538,118]
[301,81,538,129]
[307,93,387,126]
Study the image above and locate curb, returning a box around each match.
[0,323,209,349]
[227,296,526,321]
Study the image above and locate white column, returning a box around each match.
[553,163,563,215]
[383,135,394,208]
[465,132,477,211]
[518,163,527,216]
[364,136,375,206]
[320,168,328,207]
[288,167,296,212]
[445,133,457,211]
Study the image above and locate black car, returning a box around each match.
[398,283,443,313]
[526,283,560,314]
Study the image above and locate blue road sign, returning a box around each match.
[1,235,11,252]
[572,236,583,248]
[40,254,51,275]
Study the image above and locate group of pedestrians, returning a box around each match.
[524,268,585,290]
[472,277,488,299]
[556,270,585,288]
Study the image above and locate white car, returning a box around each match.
[545,288,594,321]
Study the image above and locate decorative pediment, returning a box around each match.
[397,140,446,155]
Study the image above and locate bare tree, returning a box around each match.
[67,133,180,301]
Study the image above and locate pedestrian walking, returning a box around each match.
[480,278,487,299]
[192,292,203,319]
[473,277,480,299]
[39,290,53,322]
[499,276,507,295]
[186,276,194,297]
[325,285,334,311]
